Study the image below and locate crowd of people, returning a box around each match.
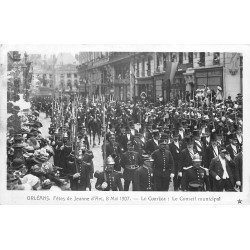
[7,87,243,192]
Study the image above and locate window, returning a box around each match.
[163,53,167,70]
[213,52,220,65]
[74,73,77,78]
[198,52,205,66]
[188,52,193,64]
[136,60,139,77]
[179,52,183,64]
[67,73,71,78]
[156,53,160,68]
[147,57,151,76]
[142,58,145,76]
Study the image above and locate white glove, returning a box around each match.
[215,175,221,181]
[178,172,182,177]
[170,173,175,178]
[73,173,80,179]
[60,146,64,150]
[101,182,108,189]
[225,154,231,161]
[236,181,241,186]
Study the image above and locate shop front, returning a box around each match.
[136,76,154,101]
[195,67,223,91]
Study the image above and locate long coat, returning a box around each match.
[151,149,174,178]
[120,151,141,181]
[209,156,235,191]
[133,166,154,191]
[169,141,184,174]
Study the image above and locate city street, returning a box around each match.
[39,112,174,191]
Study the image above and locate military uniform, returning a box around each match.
[133,165,154,191]
[181,166,210,191]
[94,170,123,191]
[120,149,141,191]
[151,148,174,191]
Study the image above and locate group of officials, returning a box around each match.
[7,89,243,192]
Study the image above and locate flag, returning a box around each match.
[164,61,178,84]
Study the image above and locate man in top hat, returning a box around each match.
[209,147,236,191]
[133,154,154,191]
[179,136,197,176]
[226,133,240,160]
[151,136,174,191]
[181,154,210,191]
[145,129,159,155]
[120,141,141,191]
[169,130,184,191]
[94,156,123,191]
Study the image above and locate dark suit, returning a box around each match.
[209,156,235,191]
[226,144,239,161]
[133,137,146,156]
[151,149,174,191]
[179,148,194,171]
[133,166,154,191]
[169,140,183,190]
[234,152,242,190]
[117,133,128,152]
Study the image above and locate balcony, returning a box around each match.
[113,78,130,85]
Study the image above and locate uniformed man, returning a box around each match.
[105,134,121,171]
[145,129,159,154]
[151,137,174,191]
[94,156,123,191]
[120,141,141,191]
[181,154,210,191]
[133,154,154,191]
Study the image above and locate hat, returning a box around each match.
[172,130,179,138]
[210,132,217,142]
[11,158,25,170]
[185,135,193,145]
[106,155,115,165]
[192,154,202,162]
[192,130,200,138]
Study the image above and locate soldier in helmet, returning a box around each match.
[94,156,123,191]
[181,154,210,191]
[120,141,141,191]
[133,154,154,191]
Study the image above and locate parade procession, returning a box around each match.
[6,51,243,192]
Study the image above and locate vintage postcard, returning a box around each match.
[0,44,249,204]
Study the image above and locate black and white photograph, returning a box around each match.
[2,47,245,196]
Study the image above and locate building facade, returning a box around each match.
[77,52,243,102]
[30,53,80,96]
